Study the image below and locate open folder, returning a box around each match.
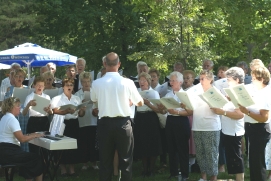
[139,90,159,99]
[31,94,51,115]
[12,87,34,104]
[149,97,180,109]
[175,92,196,110]
[223,84,255,108]
[199,86,229,108]
[58,100,90,111]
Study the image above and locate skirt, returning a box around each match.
[60,118,81,164]
[133,111,162,158]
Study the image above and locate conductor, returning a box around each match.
[91,52,144,181]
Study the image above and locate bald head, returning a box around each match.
[105,52,119,67]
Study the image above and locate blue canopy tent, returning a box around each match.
[0,43,77,79]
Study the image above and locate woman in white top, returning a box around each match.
[74,72,99,170]
[211,67,245,181]
[51,78,86,177]
[0,97,44,181]
[149,68,161,91]
[133,72,162,177]
[158,71,192,180]
[22,76,52,154]
[182,70,220,181]
[238,66,271,181]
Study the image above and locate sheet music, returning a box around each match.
[223,88,239,108]
[58,100,90,111]
[31,94,51,115]
[149,99,162,106]
[175,92,196,110]
[214,78,229,95]
[28,75,35,87]
[139,90,158,99]
[44,89,59,99]
[201,87,229,108]
[83,91,90,101]
[90,71,94,82]
[160,97,181,109]
[231,84,255,107]
[156,82,169,97]
[12,87,32,104]
[118,69,123,75]
[49,114,65,136]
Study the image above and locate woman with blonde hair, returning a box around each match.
[239,66,271,181]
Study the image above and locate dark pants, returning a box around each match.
[0,143,44,179]
[166,115,190,178]
[246,123,271,181]
[98,117,133,181]
[27,116,49,154]
[223,133,244,174]
[160,128,167,164]
[218,131,226,165]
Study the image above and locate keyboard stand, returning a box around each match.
[40,148,63,181]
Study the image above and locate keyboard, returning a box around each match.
[29,136,77,150]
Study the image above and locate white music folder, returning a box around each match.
[139,90,158,99]
[44,89,59,99]
[49,114,65,136]
[200,86,229,108]
[12,87,32,104]
[31,94,51,115]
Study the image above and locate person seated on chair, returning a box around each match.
[0,97,44,181]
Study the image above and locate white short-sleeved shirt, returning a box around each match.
[153,83,161,92]
[75,89,97,127]
[51,93,82,120]
[189,85,221,131]
[164,89,185,116]
[221,102,245,136]
[24,92,51,117]
[91,72,143,119]
[245,85,271,124]
[137,87,160,112]
[0,113,21,146]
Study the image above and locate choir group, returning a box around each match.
[0,57,271,181]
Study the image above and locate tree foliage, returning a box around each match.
[1,0,271,78]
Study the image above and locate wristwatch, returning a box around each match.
[247,111,250,116]
[224,111,227,116]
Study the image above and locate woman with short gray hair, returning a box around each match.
[134,72,162,177]
[211,67,245,181]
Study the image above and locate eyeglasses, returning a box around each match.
[65,84,74,87]
[14,75,24,79]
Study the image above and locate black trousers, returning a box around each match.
[223,133,244,174]
[27,116,50,154]
[166,115,190,178]
[98,117,133,181]
[246,123,271,181]
[0,143,44,179]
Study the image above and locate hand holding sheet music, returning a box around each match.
[31,94,51,115]
[199,87,229,108]
[149,97,180,109]
[223,84,255,107]
[58,100,90,111]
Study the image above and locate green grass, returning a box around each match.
[1,158,254,181]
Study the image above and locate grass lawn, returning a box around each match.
[1,157,254,181]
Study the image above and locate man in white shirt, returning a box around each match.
[0,63,21,104]
[91,52,144,181]
[75,58,86,90]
